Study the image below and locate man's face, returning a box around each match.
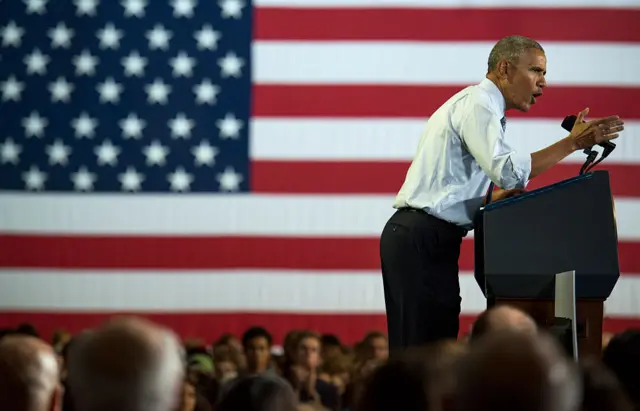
[502,48,547,112]
[296,337,321,369]
[245,336,271,371]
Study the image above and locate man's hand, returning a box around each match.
[487,188,526,204]
[569,107,624,150]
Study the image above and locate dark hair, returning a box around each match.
[321,334,342,347]
[356,351,432,411]
[217,374,298,411]
[579,357,634,411]
[242,326,273,348]
[602,329,640,405]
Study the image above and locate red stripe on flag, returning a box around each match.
[2,235,639,273]
[255,8,640,42]
[253,85,640,119]
[251,161,640,197]
[0,312,637,345]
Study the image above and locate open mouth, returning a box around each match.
[531,92,543,103]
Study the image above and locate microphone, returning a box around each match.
[561,114,616,174]
[561,115,616,153]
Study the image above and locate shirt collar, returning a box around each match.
[479,77,506,115]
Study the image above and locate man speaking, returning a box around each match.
[379,35,625,352]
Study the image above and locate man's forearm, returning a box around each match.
[529,136,576,179]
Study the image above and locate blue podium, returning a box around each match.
[474,170,620,358]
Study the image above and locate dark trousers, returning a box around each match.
[379,208,467,353]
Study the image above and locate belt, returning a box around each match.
[397,207,468,236]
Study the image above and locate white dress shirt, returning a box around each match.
[393,78,532,229]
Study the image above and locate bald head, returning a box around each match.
[469,305,537,343]
[0,335,61,411]
[455,331,581,411]
[67,317,184,411]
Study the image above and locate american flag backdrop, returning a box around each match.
[1,0,639,344]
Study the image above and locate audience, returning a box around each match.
[0,307,638,411]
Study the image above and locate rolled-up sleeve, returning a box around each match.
[459,102,531,189]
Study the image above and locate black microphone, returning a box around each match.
[561,115,616,153]
[561,114,616,174]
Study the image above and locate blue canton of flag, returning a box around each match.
[0,0,250,193]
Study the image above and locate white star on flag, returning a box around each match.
[0,138,22,165]
[24,49,50,75]
[97,23,123,49]
[95,140,121,166]
[48,23,74,48]
[219,0,245,19]
[46,139,72,166]
[192,140,219,166]
[71,166,97,191]
[22,112,48,138]
[143,141,169,166]
[97,78,123,103]
[171,0,197,18]
[119,167,144,192]
[1,76,25,102]
[73,50,99,76]
[168,167,194,191]
[218,51,244,78]
[194,25,221,50]
[193,79,220,105]
[122,0,147,17]
[49,77,74,103]
[146,25,172,50]
[168,113,195,139]
[145,79,171,104]
[22,165,47,191]
[71,112,98,139]
[216,113,243,139]
[120,113,146,139]
[122,51,147,77]
[75,0,99,16]
[1,21,25,47]
[216,166,243,191]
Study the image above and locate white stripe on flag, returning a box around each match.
[1,194,638,239]
[251,118,640,162]
[0,270,637,316]
[253,42,640,86]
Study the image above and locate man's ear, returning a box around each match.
[497,60,509,78]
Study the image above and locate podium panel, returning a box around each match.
[474,170,619,300]
[474,170,619,359]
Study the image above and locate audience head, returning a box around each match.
[356,348,434,411]
[216,374,298,411]
[0,334,61,411]
[602,328,640,407]
[66,316,184,411]
[579,357,634,411]
[455,330,581,411]
[321,334,343,360]
[242,326,273,374]
[469,304,537,343]
[293,331,322,370]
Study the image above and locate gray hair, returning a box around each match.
[67,318,185,411]
[487,35,544,72]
